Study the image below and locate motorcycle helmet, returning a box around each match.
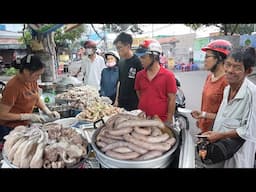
[135,39,162,57]
[201,39,232,56]
[84,40,97,49]
[104,51,120,61]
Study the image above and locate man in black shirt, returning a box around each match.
[113,32,143,111]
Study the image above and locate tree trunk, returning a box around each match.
[31,32,57,82]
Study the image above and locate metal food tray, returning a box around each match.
[55,98,79,104]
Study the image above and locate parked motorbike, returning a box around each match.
[0,81,5,94]
[174,77,189,131]
[168,76,190,167]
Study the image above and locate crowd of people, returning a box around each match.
[0,31,256,168]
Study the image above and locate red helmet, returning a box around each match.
[84,40,97,48]
[201,39,232,56]
[135,39,162,56]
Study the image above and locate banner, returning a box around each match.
[240,34,256,48]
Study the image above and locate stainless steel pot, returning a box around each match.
[91,126,180,168]
[1,122,89,168]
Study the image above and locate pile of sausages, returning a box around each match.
[95,114,176,161]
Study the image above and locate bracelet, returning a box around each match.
[201,111,207,118]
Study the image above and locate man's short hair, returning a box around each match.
[113,32,133,46]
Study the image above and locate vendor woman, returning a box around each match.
[0,54,60,142]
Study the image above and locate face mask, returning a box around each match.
[106,61,116,67]
[85,48,94,55]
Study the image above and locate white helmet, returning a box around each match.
[104,50,120,61]
[135,39,162,56]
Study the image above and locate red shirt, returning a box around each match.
[135,67,177,121]
[198,73,228,132]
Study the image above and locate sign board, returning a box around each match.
[193,37,209,67]
[240,34,256,48]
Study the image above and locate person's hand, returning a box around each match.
[191,110,205,119]
[46,111,61,119]
[20,113,46,123]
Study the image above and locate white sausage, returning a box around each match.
[134,126,152,135]
[105,150,140,160]
[135,150,163,160]
[113,147,133,153]
[96,141,107,148]
[131,131,170,143]
[107,127,133,136]
[104,132,123,140]
[101,141,148,154]
[123,134,173,152]
[116,119,165,129]
[97,135,120,144]
[151,127,162,136]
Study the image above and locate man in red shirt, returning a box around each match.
[134,39,177,124]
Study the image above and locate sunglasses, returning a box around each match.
[205,54,216,59]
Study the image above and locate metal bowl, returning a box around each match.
[1,123,89,168]
[91,126,180,168]
[1,149,89,169]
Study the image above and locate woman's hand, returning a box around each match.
[191,110,205,119]
[46,111,60,119]
[20,113,46,123]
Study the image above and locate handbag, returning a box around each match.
[196,136,245,164]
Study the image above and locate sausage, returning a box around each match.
[113,147,133,153]
[105,150,140,160]
[134,126,152,135]
[97,135,122,144]
[96,141,107,148]
[116,119,165,129]
[123,134,172,152]
[151,127,162,136]
[113,117,128,129]
[107,127,133,136]
[104,132,123,140]
[135,150,163,160]
[165,137,176,146]
[105,113,140,128]
[105,114,123,128]
[131,131,170,143]
[101,141,148,154]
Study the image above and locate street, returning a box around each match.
[173,70,208,139]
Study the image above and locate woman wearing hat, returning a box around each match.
[99,51,120,104]
[191,39,232,133]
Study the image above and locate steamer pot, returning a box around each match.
[91,126,180,168]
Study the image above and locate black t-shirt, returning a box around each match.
[118,54,143,111]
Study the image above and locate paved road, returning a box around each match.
[173,70,208,138]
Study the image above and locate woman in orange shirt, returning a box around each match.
[191,40,232,133]
[0,54,60,142]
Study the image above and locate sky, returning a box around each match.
[2,24,220,38]
[138,24,220,38]
[4,24,23,32]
